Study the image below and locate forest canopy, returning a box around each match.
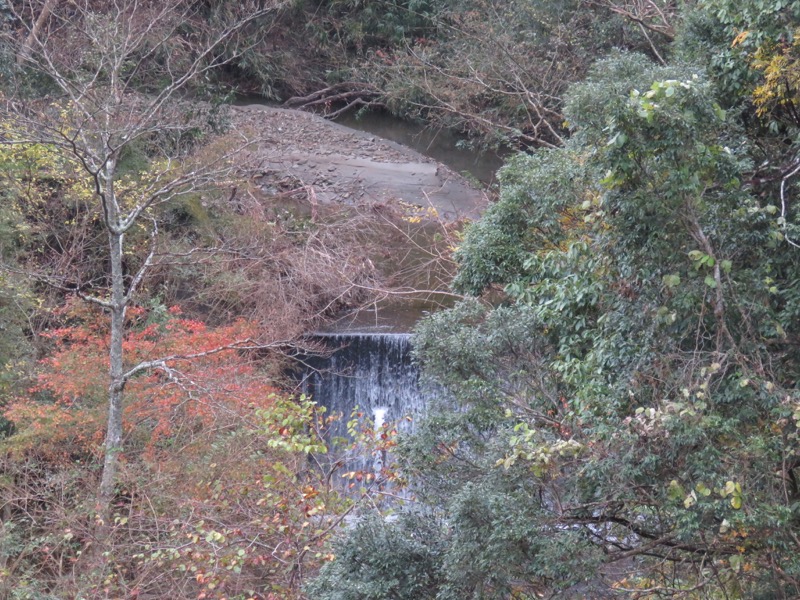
[310,1,800,599]
[3,0,800,598]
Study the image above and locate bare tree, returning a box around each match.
[589,0,677,64]
[0,0,287,519]
[343,0,588,150]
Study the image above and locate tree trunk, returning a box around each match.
[98,221,126,521]
[17,0,58,65]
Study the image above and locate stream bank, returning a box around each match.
[232,104,491,222]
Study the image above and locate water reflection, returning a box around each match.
[335,110,505,186]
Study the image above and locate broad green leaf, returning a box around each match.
[696,482,712,496]
[667,479,685,500]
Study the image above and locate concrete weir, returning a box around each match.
[300,331,427,483]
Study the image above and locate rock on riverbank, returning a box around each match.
[232,104,489,221]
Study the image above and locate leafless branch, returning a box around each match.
[781,158,800,249]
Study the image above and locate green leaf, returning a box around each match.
[704,275,717,288]
[696,482,712,496]
[667,479,685,500]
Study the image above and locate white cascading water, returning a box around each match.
[301,332,428,481]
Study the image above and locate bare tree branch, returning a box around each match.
[0,0,290,523]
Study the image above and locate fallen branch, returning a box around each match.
[283,82,385,119]
[284,82,381,108]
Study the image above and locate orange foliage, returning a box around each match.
[5,300,278,462]
[1,301,350,599]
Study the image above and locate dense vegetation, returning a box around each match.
[2,0,800,598]
[0,1,393,597]
[309,1,800,599]
[257,0,664,148]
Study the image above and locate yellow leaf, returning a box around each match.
[731,30,750,48]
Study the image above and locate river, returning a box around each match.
[334,110,506,186]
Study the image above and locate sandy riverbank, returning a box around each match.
[232,104,489,221]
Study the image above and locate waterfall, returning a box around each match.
[301,332,427,479]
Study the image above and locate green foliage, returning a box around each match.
[315,51,800,597]
[305,0,444,49]
[674,0,768,99]
[452,150,591,294]
[308,498,604,600]
[260,393,329,454]
[307,513,447,600]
